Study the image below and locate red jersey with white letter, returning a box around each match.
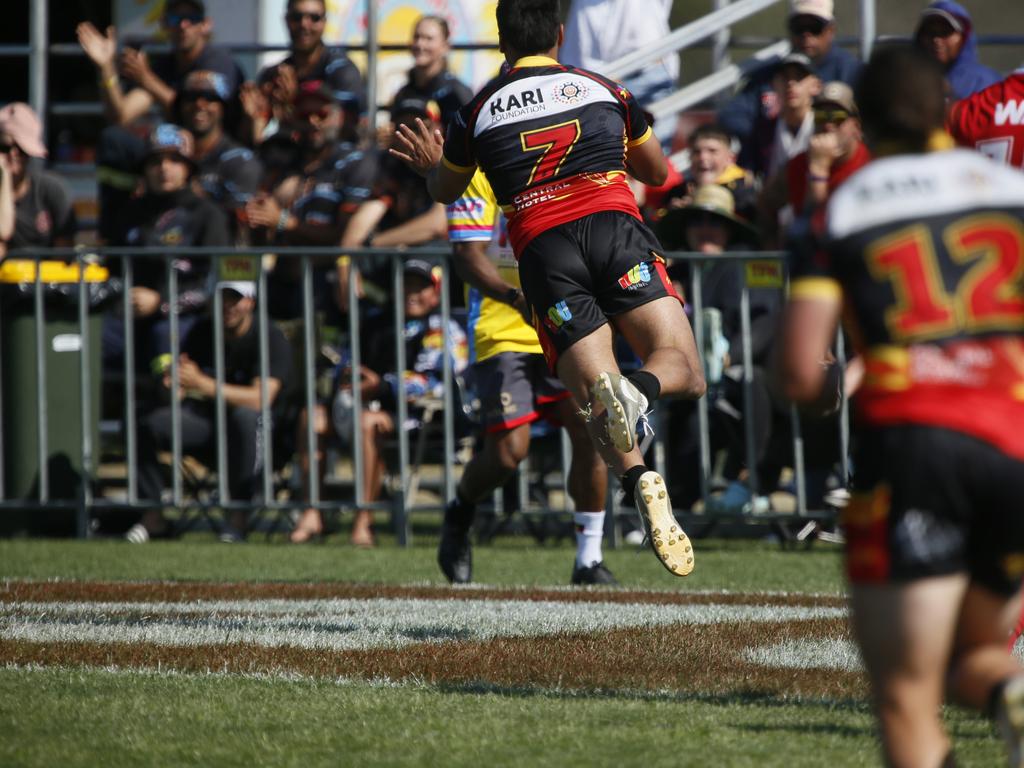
[441,55,654,255]
[948,68,1024,170]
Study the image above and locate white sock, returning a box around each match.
[574,511,605,567]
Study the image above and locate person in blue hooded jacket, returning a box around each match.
[914,1,1000,100]
[717,0,861,177]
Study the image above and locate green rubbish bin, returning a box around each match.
[1,259,108,535]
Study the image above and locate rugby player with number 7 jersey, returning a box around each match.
[948,64,1024,170]
[391,0,706,578]
[780,46,1024,768]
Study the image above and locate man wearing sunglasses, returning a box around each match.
[249,0,365,145]
[176,71,264,244]
[77,0,244,128]
[758,81,870,247]
[719,0,860,177]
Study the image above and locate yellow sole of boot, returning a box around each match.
[635,471,694,576]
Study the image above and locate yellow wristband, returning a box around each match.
[101,75,118,91]
[336,255,351,267]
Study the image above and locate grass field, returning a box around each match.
[0,535,1007,767]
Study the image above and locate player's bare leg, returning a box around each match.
[851,577,966,768]
[948,584,1024,766]
[556,322,695,576]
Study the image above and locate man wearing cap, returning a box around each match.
[177,70,264,243]
[244,82,377,320]
[77,0,245,128]
[948,64,1024,171]
[248,0,365,145]
[914,1,999,101]
[104,124,229,378]
[0,103,76,256]
[128,279,296,543]
[719,0,860,176]
[758,81,870,247]
[336,97,448,311]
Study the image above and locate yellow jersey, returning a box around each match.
[445,170,542,362]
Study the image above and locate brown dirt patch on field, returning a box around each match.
[0,580,846,609]
[0,617,863,700]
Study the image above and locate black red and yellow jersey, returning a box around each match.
[790,147,1024,459]
[441,55,653,255]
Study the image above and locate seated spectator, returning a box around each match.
[127,280,295,543]
[661,124,758,222]
[0,103,76,257]
[561,0,679,149]
[338,98,448,312]
[761,54,821,179]
[103,124,228,379]
[719,0,860,173]
[77,0,245,128]
[176,71,264,243]
[378,15,472,145]
[657,185,780,509]
[914,1,1000,100]
[757,82,871,247]
[948,65,1024,169]
[245,0,364,145]
[291,260,468,547]
[245,82,377,320]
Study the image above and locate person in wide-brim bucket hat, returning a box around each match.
[660,183,760,249]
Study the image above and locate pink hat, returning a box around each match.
[0,103,47,158]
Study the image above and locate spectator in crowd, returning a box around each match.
[246,82,376,320]
[948,64,1024,169]
[657,185,778,510]
[176,71,264,243]
[308,260,467,548]
[245,0,365,145]
[338,97,448,312]
[0,103,76,256]
[914,1,1000,100]
[126,280,295,543]
[758,53,821,179]
[78,0,246,243]
[757,81,870,247]
[76,0,245,128]
[437,169,614,585]
[561,0,679,149]
[103,124,228,379]
[719,0,859,173]
[382,15,472,140]
[661,124,758,222]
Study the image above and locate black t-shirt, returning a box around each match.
[195,134,264,228]
[111,188,229,312]
[292,142,377,229]
[9,169,77,249]
[182,312,295,420]
[391,69,473,130]
[258,47,365,115]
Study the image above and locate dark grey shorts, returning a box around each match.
[473,351,570,433]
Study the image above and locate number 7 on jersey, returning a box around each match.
[520,119,582,186]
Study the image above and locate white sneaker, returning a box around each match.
[594,372,649,453]
[125,523,150,544]
[634,470,694,576]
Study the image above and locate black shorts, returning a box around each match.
[473,351,570,433]
[843,425,1024,596]
[517,211,681,370]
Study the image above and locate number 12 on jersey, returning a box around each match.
[520,119,581,185]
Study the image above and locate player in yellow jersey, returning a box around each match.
[439,170,613,584]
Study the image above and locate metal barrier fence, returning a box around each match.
[0,246,850,543]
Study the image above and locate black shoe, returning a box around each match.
[571,561,618,586]
[438,502,473,583]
